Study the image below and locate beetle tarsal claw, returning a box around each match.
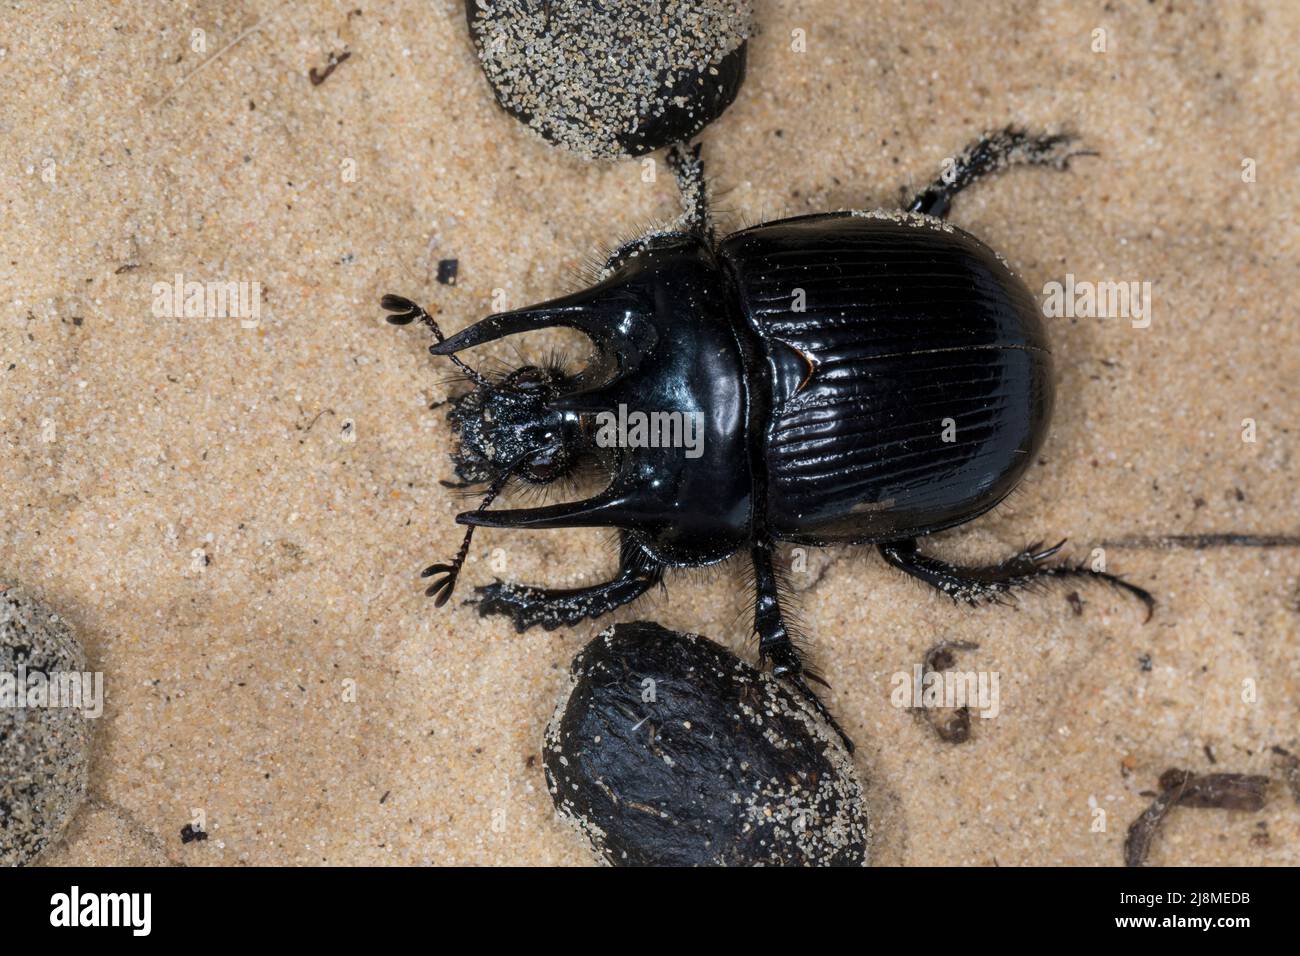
[800,667,831,690]
[1030,538,1068,562]
[780,673,854,754]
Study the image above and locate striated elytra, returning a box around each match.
[386,128,1154,750]
[543,621,868,866]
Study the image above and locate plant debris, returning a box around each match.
[1104,533,1300,549]
[309,50,351,86]
[1271,746,1300,804]
[1155,769,1268,810]
[1124,768,1269,866]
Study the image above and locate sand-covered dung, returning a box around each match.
[468,0,752,157]
[544,623,868,866]
[0,2,1296,865]
[0,589,92,864]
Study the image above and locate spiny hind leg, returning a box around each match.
[666,141,714,243]
[878,537,1155,621]
[750,541,855,752]
[904,126,1095,219]
[471,533,663,632]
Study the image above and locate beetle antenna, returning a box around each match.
[421,479,504,606]
[382,294,494,390]
[420,445,539,605]
[423,442,568,604]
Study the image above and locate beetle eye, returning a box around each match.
[529,450,561,481]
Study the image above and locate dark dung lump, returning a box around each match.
[544,621,868,866]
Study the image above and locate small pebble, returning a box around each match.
[0,588,92,865]
[544,621,868,866]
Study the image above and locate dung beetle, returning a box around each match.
[384,128,1153,746]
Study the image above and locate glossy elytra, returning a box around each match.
[384,128,1154,748]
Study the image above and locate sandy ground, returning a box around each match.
[1,0,1296,866]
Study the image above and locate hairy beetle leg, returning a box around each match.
[469,534,663,632]
[879,537,1156,622]
[470,574,659,632]
[764,643,855,754]
[666,141,714,244]
[905,126,1097,219]
[776,656,856,755]
[751,543,855,753]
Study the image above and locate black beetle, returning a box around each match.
[384,128,1153,745]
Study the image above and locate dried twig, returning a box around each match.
[154,18,266,109]
[1125,768,1269,866]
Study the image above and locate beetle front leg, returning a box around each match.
[904,126,1096,219]
[470,535,663,632]
[878,537,1155,621]
[750,542,855,753]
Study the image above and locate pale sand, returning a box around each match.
[1,1,1295,866]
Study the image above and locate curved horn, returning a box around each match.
[430,285,657,367]
[454,484,642,531]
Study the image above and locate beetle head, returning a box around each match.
[423,238,689,491]
[447,364,580,485]
[424,233,731,531]
[393,233,727,536]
